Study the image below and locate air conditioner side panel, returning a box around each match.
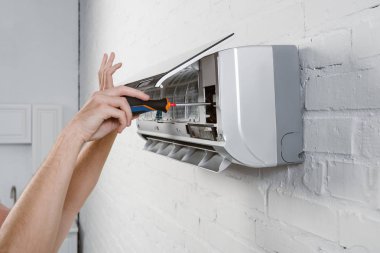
[273,46,304,164]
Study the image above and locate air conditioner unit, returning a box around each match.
[124,35,303,172]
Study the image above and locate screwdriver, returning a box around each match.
[125,96,211,115]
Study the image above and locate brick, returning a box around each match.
[268,190,338,241]
[229,0,264,20]
[339,212,380,252]
[377,170,380,210]
[116,165,184,218]
[244,2,305,43]
[304,0,380,29]
[182,233,221,253]
[215,200,257,246]
[256,221,314,253]
[174,202,226,253]
[353,17,380,58]
[185,188,218,221]
[300,30,351,70]
[175,202,202,235]
[302,156,325,195]
[195,167,265,212]
[306,70,380,111]
[327,161,369,202]
[256,220,352,253]
[200,220,259,253]
[354,52,380,72]
[304,117,355,155]
[357,117,380,159]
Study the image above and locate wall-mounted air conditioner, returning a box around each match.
[124,34,303,172]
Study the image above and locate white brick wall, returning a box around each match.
[327,161,370,202]
[79,0,380,252]
[339,211,380,252]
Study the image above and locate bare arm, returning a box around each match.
[53,131,117,250]
[0,128,84,253]
[0,204,9,228]
[53,53,146,250]
[0,83,147,253]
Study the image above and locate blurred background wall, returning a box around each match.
[0,0,78,207]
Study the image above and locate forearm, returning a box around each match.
[0,129,84,253]
[54,131,117,249]
[69,130,117,208]
[0,205,9,228]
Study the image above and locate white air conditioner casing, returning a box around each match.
[124,44,303,172]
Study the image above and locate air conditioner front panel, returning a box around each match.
[218,47,278,167]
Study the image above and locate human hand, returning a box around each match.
[68,53,149,142]
[69,86,149,142]
[91,52,126,138]
[96,52,147,136]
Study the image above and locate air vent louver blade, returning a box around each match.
[143,138,231,172]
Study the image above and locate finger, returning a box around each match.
[97,95,133,126]
[104,118,120,133]
[103,86,150,101]
[110,62,122,75]
[101,68,107,90]
[101,53,108,68]
[105,52,115,69]
[98,53,108,88]
[110,96,133,127]
[124,99,133,127]
[101,106,127,133]
[98,72,103,89]
[105,63,122,89]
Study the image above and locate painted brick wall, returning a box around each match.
[79,0,380,252]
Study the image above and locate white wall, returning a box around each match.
[79,0,380,252]
[0,0,78,207]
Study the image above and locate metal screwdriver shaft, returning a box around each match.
[125,96,212,116]
[170,102,211,107]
